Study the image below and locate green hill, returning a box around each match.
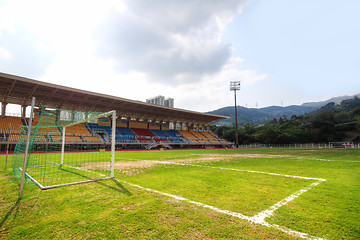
[208,105,318,126]
[208,94,360,126]
[210,96,360,144]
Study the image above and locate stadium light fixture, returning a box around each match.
[230,81,240,148]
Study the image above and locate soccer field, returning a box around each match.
[1,148,359,239]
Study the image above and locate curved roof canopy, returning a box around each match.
[0,72,227,125]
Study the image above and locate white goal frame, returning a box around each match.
[23,110,116,190]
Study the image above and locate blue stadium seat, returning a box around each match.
[163,130,182,143]
[116,127,136,143]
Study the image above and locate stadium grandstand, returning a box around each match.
[0,72,231,151]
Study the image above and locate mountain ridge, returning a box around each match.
[207,94,360,126]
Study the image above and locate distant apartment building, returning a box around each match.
[146,95,174,108]
[164,98,174,108]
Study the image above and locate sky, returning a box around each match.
[0,0,359,113]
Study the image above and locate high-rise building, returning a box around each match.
[164,98,174,108]
[146,95,174,108]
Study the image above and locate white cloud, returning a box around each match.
[175,57,268,111]
[0,0,269,112]
[0,26,55,77]
[0,46,11,59]
[95,0,250,85]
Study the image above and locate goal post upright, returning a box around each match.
[19,97,35,198]
[111,110,116,178]
[61,126,66,165]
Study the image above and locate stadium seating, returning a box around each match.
[87,124,113,143]
[131,128,155,143]
[200,131,213,139]
[87,124,137,143]
[51,135,83,143]
[197,131,220,143]
[189,130,210,143]
[0,116,23,142]
[116,127,136,143]
[0,116,23,133]
[33,135,48,143]
[178,130,199,143]
[8,134,21,142]
[163,130,183,143]
[60,122,92,136]
[83,136,103,143]
[0,115,227,146]
[150,129,169,143]
[31,114,61,136]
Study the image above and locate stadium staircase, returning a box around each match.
[146,142,172,150]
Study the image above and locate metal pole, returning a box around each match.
[61,126,66,165]
[110,111,116,178]
[4,123,11,170]
[234,90,239,148]
[19,97,35,199]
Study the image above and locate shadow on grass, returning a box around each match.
[0,198,21,229]
[59,167,132,196]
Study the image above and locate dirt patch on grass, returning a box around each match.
[0,175,13,178]
[80,161,162,176]
[170,156,231,163]
[80,154,289,176]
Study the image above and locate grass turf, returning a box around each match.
[1,148,359,239]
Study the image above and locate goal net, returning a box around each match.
[12,106,115,189]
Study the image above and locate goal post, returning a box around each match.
[12,106,116,190]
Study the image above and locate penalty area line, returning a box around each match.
[147,160,326,181]
[120,180,323,240]
[134,160,326,239]
[251,180,324,223]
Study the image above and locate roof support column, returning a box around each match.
[55,109,61,125]
[127,118,130,128]
[21,105,27,118]
[1,102,7,118]
[71,110,75,122]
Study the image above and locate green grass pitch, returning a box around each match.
[1,148,359,239]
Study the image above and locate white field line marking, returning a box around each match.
[64,165,107,177]
[148,161,326,221]
[121,180,324,240]
[251,181,323,223]
[115,157,144,161]
[292,156,359,163]
[147,160,326,181]
[189,153,360,163]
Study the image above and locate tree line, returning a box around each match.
[211,97,360,144]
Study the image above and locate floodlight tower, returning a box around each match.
[230,81,240,148]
